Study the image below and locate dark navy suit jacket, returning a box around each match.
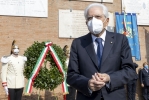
[140,68,149,86]
[66,31,137,100]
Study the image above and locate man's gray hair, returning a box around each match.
[84,3,109,20]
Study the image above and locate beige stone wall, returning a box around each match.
[0,0,149,100]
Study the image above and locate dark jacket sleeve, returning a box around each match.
[139,70,143,84]
[66,39,91,96]
[109,35,137,91]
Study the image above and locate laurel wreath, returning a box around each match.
[23,41,67,90]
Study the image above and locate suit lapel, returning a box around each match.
[143,68,148,74]
[84,33,99,69]
[101,31,115,65]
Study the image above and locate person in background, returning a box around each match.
[1,40,27,100]
[66,3,137,100]
[63,45,76,100]
[127,63,138,100]
[63,45,70,66]
[139,62,149,100]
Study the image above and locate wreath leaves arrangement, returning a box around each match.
[24,41,67,91]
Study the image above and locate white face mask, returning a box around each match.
[87,17,104,35]
[13,49,19,55]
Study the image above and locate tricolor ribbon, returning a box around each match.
[47,43,68,95]
[25,42,68,98]
[123,13,128,35]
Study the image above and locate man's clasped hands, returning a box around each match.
[88,73,110,91]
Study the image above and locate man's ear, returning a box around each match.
[86,20,88,25]
[106,18,109,26]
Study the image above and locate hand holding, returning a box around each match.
[4,86,9,95]
[141,83,144,87]
[88,74,105,91]
[97,73,110,83]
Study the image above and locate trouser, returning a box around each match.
[127,79,137,100]
[142,86,149,100]
[101,98,104,100]
[66,86,76,100]
[8,88,24,100]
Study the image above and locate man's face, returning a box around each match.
[86,6,109,28]
[11,45,19,55]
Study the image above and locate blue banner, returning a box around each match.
[115,12,141,61]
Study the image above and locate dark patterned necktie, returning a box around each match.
[95,38,103,67]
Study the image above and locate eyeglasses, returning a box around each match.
[87,15,105,21]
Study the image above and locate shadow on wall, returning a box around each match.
[145,28,149,63]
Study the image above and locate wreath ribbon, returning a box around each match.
[25,42,68,99]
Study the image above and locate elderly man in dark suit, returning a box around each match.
[139,62,149,100]
[66,3,137,100]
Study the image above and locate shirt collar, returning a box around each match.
[91,31,106,42]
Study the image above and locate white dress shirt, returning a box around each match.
[91,31,106,54]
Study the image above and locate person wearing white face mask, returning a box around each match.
[139,62,149,100]
[87,16,107,35]
[1,40,27,100]
[66,3,137,100]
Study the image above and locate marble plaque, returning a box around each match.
[0,0,48,17]
[69,0,113,3]
[59,9,114,38]
[122,0,149,25]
